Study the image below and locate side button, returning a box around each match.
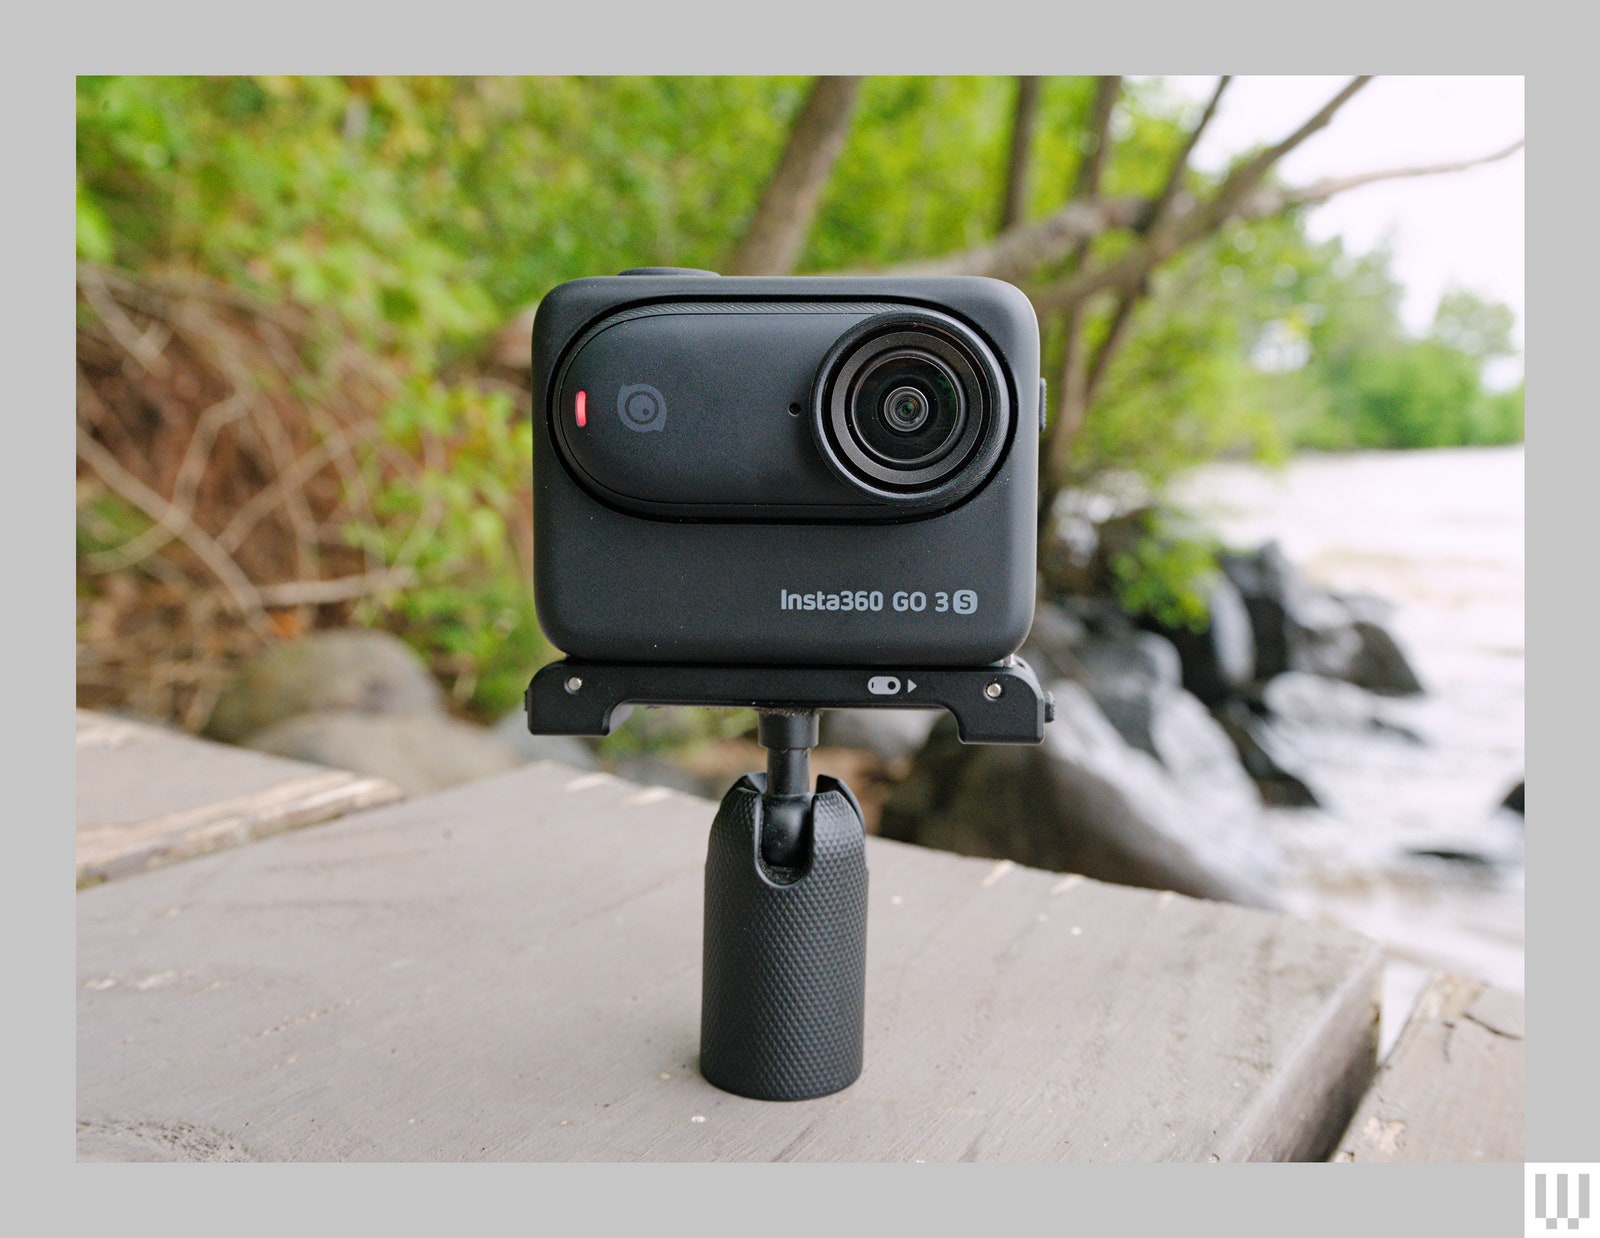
[617,267,721,277]
[1038,377,1048,434]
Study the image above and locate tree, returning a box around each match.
[721,76,863,276]
[1431,287,1517,362]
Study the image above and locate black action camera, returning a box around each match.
[526,269,1047,1103]
[530,269,1042,668]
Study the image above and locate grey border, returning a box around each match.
[37,12,1559,1237]
[1522,66,1590,1163]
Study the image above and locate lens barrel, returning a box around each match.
[812,310,1011,504]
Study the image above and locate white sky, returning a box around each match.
[1165,76,1525,350]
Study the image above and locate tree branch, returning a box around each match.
[723,76,864,276]
[998,76,1044,233]
[77,421,268,628]
[889,196,1144,280]
[880,132,1523,292]
[1044,77,1228,510]
[1048,77,1127,487]
[1072,76,1123,201]
[1145,76,1230,229]
[1081,76,1231,411]
[1199,76,1370,227]
[1244,138,1526,214]
[256,569,416,607]
[1031,76,1374,316]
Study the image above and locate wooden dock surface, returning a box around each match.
[1332,973,1524,1162]
[75,711,401,887]
[78,756,1385,1162]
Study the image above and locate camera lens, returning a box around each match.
[813,310,1011,504]
[884,387,931,433]
[848,354,965,469]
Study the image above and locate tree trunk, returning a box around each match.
[997,77,1043,233]
[723,76,864,276]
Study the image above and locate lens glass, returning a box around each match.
[884,386,931,432]
[848,351,965,467]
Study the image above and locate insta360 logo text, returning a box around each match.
[1536,1174,1592,1230]
[617,384,667,433]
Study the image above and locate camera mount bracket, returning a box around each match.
[523,656,1054,744]
[522,659,1053,1101]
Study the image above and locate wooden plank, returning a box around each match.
[1331,973,1523,1162]
[77,760,1381,1162]
[76,710,402,887]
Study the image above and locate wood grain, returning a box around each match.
[78,760,1381,1161]
[76,710,402,886]
[1332,973,1523,1162]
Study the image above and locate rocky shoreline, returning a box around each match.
[873,530,1491,909]
[182,527,1519,921]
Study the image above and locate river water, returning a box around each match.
[1173,446,1525,1049]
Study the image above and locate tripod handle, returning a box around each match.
[700,774,869,1101]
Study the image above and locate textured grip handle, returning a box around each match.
[700,775,869,1101]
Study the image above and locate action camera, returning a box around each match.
[530,270,1041,667]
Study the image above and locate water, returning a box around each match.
[1173,446,1525,1049]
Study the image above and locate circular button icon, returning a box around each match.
[617,383,667,433]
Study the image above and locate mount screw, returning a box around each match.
[565,676,584,694]
[985,681,1004,700]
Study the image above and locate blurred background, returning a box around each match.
[75,76,1524,1044]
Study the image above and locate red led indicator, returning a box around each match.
[575,390,587,427]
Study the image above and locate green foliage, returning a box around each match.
[1063,228,1299,487]
[1107,511,1221,632]
[1280,267,1525,451]
[804,77,1013,271]
[344,378,551,717]
[76,76,805,348]
[1431,287,1517,361]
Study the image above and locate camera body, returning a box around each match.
[531,271,1041,667]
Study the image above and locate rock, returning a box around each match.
[1500,781,1524,816]
[1019,602,1092,682]
[1211,699,1320,808]
[244,710,522,796]
[1071,632,1183,760]
[1141,575,1256,708]
[1404,845,1500,869]
[1024,603,1182,759]
[1333,589,1399,627]
[204,631,443,744]
[1084,510,1254,703]
[607,755,717,799]
[1028,606,1261,793]
[1218,544,1296,681]
[492,710,599,769]
[1279,582,1421,697]
[1218,543,1421,697]
[1144,690,1270,829]
[1342,620,1425,697]
[1281,585,1360,680]
[1058,592,1141,637]
[1261,671,1423,742]
[880,682,1280,909]
[818,708,941,764]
